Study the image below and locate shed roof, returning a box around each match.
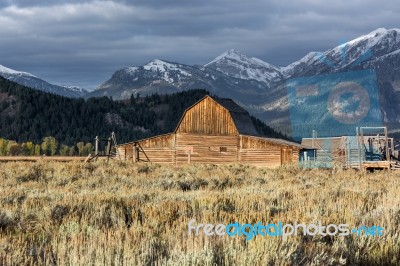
[244,135,308,149]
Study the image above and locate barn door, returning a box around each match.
[281,148,293,165]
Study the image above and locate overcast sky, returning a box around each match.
[0,0,398,89]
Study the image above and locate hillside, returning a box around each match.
[0,77,285,146]
[0,65,87,98]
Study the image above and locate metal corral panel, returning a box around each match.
[301,137,345,167]
[301,135,391,168]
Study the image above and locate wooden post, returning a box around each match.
[385,127,389,160]
[184,146,193,164]
[357,127,362,170]
[95,136,99,156]
[344,137,347,168]
[385,127,390,171]
[132,144,135,162]
[133,143,138,163]
[84,154,91,163]
[106,137,111,156]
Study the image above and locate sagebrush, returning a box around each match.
[0,161,399,265]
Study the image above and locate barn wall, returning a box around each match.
[175,133,239,164]
[138,134,175,148]
[118,134,302,167]
[293,151,299,162]
[137,149,175,164]
[118,134,175,164]
[239,135,300,167]
[176,97,238,135]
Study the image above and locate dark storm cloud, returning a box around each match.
[0,0,398,89]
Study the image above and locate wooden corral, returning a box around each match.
[118,96,305,167]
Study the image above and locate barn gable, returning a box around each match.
[175,95,258,135]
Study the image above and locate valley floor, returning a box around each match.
[0,161,399,265]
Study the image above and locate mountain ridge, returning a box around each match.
[0,64,88,98]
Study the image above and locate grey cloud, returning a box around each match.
[0,0,398,89]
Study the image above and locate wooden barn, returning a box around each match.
[117,95,305,167]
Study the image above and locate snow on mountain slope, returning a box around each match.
[279,28,400,79]
[121,59,193,84]
[204,49,282,85]
[328,28,400,68]
[280,52,319,78]
[62,85,89,95]
[142,59,192,83]
[91,57,274,103]
[346,28,389,46]
[0,64,87,98]
[143,59,192,76]
[0,65,37,78]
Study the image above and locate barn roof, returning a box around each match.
[212,97,248,113]
[211,97,258,135]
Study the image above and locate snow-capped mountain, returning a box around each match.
[90,58,271,105]
[0,65,88,98]
[204,49,282,85]
[62,85,89,96]
[91,28,400,135]
[282,28,400,78]
[264,27,400,138]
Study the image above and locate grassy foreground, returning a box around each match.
[0,161,399,265]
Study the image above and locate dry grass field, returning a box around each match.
[0,161,400,265]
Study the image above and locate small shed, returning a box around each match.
[118,95,305,167]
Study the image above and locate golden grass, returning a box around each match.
[0,161,400,265]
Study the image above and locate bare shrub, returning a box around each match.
[143,238,170,265]
[0,211,15,232]
[50,205,70,224]
[16,164,45,182]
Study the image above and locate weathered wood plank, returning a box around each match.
[176,97,239,135]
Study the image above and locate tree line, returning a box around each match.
[0,76,211,146]
[0,76,287,153]
[0,136,94,156]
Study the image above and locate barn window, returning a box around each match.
[220,147,227,152]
